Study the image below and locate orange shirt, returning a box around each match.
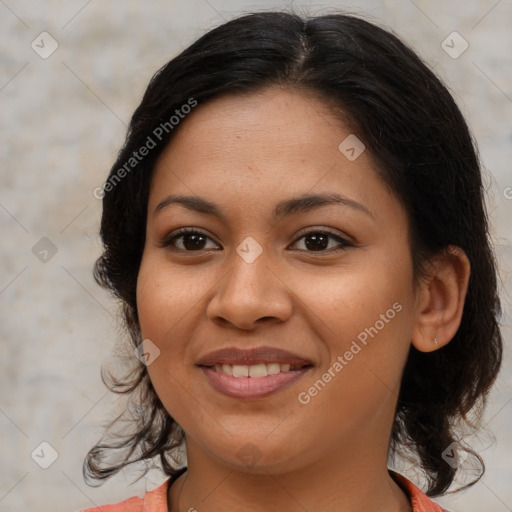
[80,470,448,512]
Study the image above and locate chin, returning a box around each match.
[188,427,315,476]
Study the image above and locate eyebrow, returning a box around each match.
[154,192,373,221]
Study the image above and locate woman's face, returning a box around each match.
[137,86,420,474]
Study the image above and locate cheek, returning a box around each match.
[136,261,190,393]
[136,256,199,341]
[292,254,414,415]
[136,256,208,400]
[136,263,192,423]
[292,255,413,344]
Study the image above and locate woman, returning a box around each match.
[81,10,502,512]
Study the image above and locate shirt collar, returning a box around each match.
[391,471,449,512]
[144,469,449,512]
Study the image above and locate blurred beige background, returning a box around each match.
[1,1,511,511]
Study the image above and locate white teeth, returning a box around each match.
[267,363,281,375]
[222,364,233,376]
[213,363,298,377]
[249,364,267,378]
[232,364,249,377]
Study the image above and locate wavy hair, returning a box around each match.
[84,10,502,496]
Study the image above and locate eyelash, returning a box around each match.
[160,227,353,255]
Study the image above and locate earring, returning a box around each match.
[434,336,439,345]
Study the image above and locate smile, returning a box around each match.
[210,363,306,377]
[196,345,314,398]
[199,364,313,399]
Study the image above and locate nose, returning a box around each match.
[206,246,293,331]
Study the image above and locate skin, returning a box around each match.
[136,86,470,512]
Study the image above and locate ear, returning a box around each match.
[412,245,471,353]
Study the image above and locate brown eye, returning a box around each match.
[161,228,219,252]
[291,229,352,253]
[160,227,353,254]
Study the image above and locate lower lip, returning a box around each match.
[199,366,312,399]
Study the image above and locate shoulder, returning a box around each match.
[78,478,170,512]
[391,471,450,512]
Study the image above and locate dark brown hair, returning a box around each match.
[84,10,502,496]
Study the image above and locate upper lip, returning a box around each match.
[196,346,313,367]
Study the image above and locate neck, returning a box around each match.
[168,441,412,512]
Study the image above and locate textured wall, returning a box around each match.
[1,1,511,511]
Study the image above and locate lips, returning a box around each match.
[196,346,313,398]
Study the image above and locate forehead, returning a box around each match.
[157,87,349,166]
[148,86,403,227]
